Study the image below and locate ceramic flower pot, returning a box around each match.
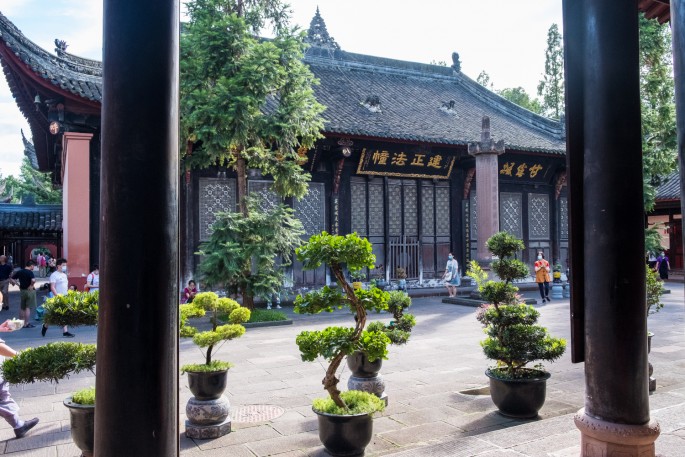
[314,409,374,456]
[64,398,95,457]
[485,369,550,418]
[187,369,228,401]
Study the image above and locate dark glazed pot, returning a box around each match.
[347,351,382,378]
[486,369,550,418]
[187,369,228,400]
[64,398,95,457]
[314,409,373,456]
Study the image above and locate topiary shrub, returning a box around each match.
[72,386,96,405]
[468,232,566,379]
[43,290,99,327]
[180,291,250,373]
[294,232,391,414]
[2,342,96,384]
[366,291,416,345]
[646,264,665,316]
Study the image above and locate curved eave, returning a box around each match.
[321,126,566,156]
[639,0,671,24]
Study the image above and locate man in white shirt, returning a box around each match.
[44,258,74,338]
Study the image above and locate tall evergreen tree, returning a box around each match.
[537,24,564,119]
[639,15,677,212]
[180,0,326,308]
[0,158,61,204]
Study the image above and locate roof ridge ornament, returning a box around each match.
[451,52,461,74]
[54,39,68,57]
[361,95,382,113]
[305,7,340,50]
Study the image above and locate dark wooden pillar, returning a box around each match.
[673,1,685,265]
[96,1,179,455]
[563,0,659,454]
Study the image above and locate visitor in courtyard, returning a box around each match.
[47,257,56,275]
[0,255,12,311]
[84,265,99,294]
[37,253,46,278]
[9,260,36,328]
[0,319,39,438]
[44,258,74,338]
[68,285,78,292]
[655,251,670,280]
[183,280,197,304]
[443,253,460,298]
[534,251,551,303]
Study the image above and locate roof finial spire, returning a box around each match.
[305,7,340,50]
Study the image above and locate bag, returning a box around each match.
[444,271,453,282]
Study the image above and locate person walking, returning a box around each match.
[37,253,46,278]
[0,319,40,438]
[43,258,74,338]
[655,251,670,281]
[9,260,36,328]
[0,256,12,311]
[84,265,99,294]
[443,253,460,298]
[534,251,552,303]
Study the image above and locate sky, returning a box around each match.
[0,0,563,178]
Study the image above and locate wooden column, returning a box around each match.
[563,1,659,454]
[673,0,685,269]
[468,116,505,262]
[62,132,92,284]
[96,0,179,455]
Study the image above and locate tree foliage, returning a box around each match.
[180,0,325,201]
[476,70,493,89]
[537,23,564,119]
[0,158,61,204]
[497,87,543,114]
[196,196,304,307]
[2,342,96,385]
[640,15,677,212]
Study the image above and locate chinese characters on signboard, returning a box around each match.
[498,161,547,181]
[357,148,456,179]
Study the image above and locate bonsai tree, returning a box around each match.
[42,290,99,327]
[367,290,416,345]
[646,264,665,316]
[294,232,389,411]
[468,232,566,379]
[180,291,251,372]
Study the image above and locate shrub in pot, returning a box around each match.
[294,232,388,456]
[3,342,97,456]
[646,265,665,391]
[179,292,250,438]
[468,232,566,418]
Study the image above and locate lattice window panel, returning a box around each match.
[199,178,236,241]
[500,192,522,239]
[350,181,368,236]
[559,197,569,240]
[368,182,384,236]
[470,192,478,240]
[388,183,402,236]
[435,186,450,236]
[421,185,435,236]
[528,193,550,240]
[403,183,418,236]
[295,182,326,237]
[248,181,280,212]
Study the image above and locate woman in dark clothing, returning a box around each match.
[655,251,670,280]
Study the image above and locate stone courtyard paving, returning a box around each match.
[0,284,683,456]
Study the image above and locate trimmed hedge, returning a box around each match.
[2,342,96,384]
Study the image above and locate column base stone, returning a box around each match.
[574,408,660,456]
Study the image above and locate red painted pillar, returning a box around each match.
[62,132,92,284]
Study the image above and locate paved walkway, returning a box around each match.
[0,284,683,456]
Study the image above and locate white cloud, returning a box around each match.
[1,0,31,16]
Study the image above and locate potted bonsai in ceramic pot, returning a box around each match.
[395,267,407,290]
[180,291,250,438]
[2,290,100,456]
[352,290,416,403]
[468,232,566,418]
[294,232,389,456]
[645,264,665,391]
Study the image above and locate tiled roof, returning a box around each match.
[305,48,566,153]
[0,203,62,231]
[0,11,102,102]
[21,129,39,169]
[656,171,681,201]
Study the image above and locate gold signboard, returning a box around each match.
[356,148,456,179]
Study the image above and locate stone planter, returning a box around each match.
[314,409,374,457]
[347,351,387,405]
[185,370,232,439]
[64,398,94,457]
[486,369,550,418]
